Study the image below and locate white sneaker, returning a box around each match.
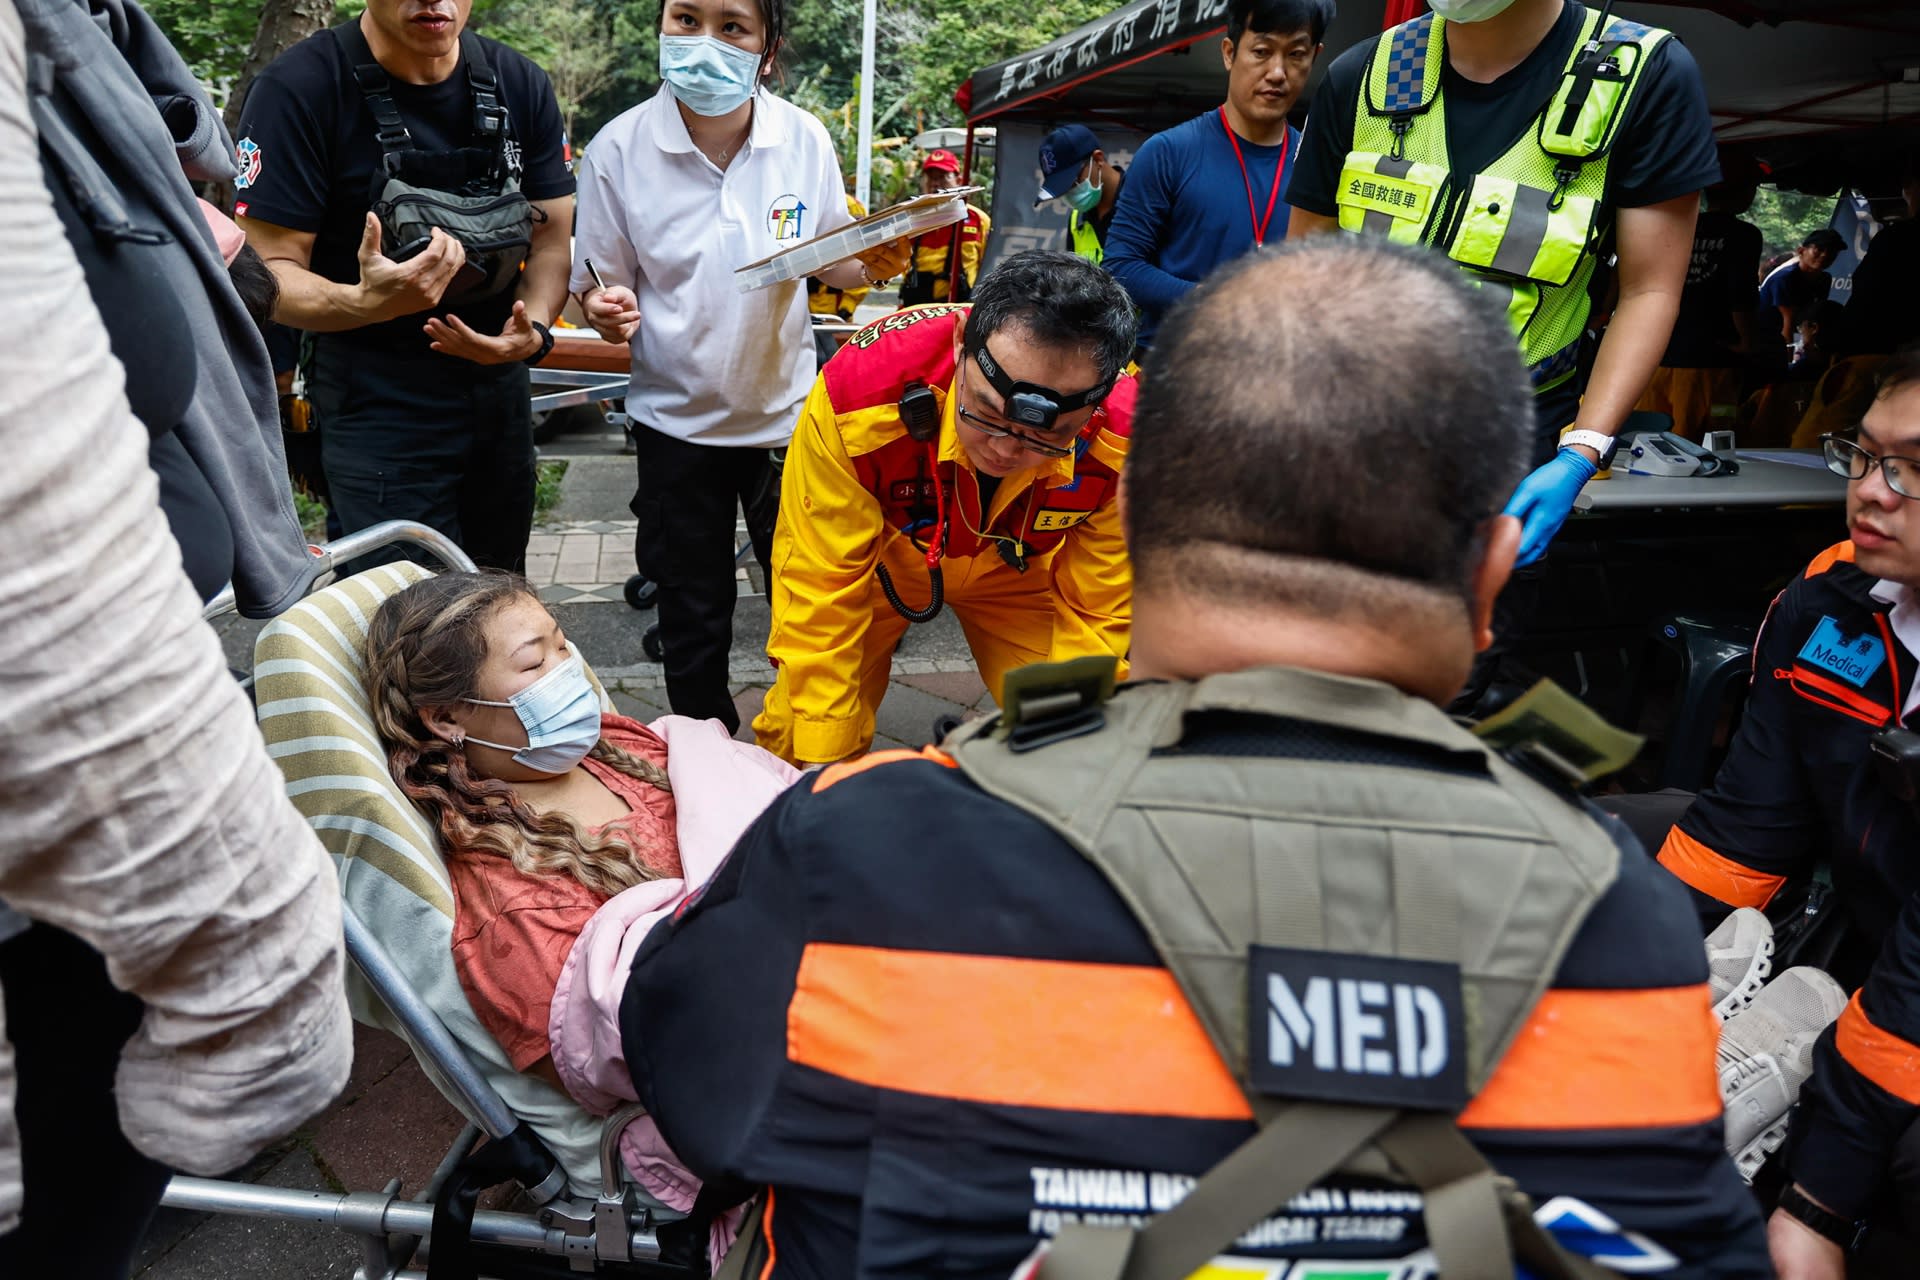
[1706,907,1774,1020]
[1717,967,1848,1181]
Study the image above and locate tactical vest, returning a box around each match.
[331,23,535,306]
[1339,6,1670,392]
[945,661,1624,1280]
[1069,210,1104,266]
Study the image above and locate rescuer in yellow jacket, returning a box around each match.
[753,251,1139,766]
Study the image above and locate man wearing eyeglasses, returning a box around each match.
[1657,344,1920,1276]
[752,251,1138,767]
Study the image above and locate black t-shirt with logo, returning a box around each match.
[234,24,574,353]
[1664,210,1763,367]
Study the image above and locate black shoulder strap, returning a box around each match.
[330,21,413,159]
[328,24,512,167]
[459,31,512,155]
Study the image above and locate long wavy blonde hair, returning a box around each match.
[366,571,673,897]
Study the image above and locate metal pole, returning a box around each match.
[855,0,877,208]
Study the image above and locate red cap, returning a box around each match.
[922,149,961,174]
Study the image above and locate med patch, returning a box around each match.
[1248,946,1468,1111]
[1797,616,1886,689]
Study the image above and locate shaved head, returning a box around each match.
[1126,237,1533,623]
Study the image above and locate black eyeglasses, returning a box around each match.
[955,395,1081,458]
[1823,434,1920,500]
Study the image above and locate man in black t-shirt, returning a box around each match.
[235,0,575,572]
[1285,0,1717,710]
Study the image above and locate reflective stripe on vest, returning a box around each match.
[1337,6,1671,389]
[1069,210,1104,266]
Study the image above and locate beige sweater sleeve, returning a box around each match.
[0,0,350,1232]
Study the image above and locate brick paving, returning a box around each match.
[525,519,763,606]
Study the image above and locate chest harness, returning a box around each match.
[875,347,1113,624]
[331,23,537,306]
[1338,2,1669,391]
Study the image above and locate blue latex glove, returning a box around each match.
[1502,447,1599,567]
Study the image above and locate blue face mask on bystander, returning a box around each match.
[461,649,603,774]
[659,35,762,117]
[1065,174,1103,215]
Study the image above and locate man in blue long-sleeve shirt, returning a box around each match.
[1103,0,1327,353]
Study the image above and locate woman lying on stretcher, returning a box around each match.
[365,572,798,1222]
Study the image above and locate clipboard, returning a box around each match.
[735,187,984,292]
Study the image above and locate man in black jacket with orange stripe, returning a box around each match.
[621,238,1767,1278]
[1659,345,1920,1279]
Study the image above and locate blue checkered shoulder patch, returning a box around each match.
[1379,15,1436,115]
[1601,15,1657,42]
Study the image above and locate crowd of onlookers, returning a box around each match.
[1635,152,1920,449]
[8,0,1920,1274]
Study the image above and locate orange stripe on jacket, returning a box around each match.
[786,943,1254,1120]
[1805,541,1857,578]
[1836,993,1920,1105]
[1459,985,1723,1130]
[1657,827,1788,909]
[810,747,957,793]
[757,1187,777,1280]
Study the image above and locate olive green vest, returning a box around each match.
[1069,209,1105,266]
[946,661,1625,1280]
[1339,6,1671,392]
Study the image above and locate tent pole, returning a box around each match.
[949,126,976,302]
[856,0,877,208]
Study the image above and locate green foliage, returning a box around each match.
[1749,186,1839,260]
[534,459,569,523]
[154,0,1101,181]
[143,0,261,105]
[901,0,1109,128]
[293,488,329,541]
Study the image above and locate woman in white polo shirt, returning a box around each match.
[573,0,907,731]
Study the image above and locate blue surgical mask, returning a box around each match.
[659,34,762,118]
[462,649,603,775]
[1065,175,1103,215]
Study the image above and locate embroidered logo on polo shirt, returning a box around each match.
[768,194,808,242]
[234,138,263,190]
[1797,616,1886,689]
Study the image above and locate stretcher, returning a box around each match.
[531,328,630,419]
[172,522,702,1280]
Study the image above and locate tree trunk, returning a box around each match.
[209,0,333,207]
[224,0,336,137]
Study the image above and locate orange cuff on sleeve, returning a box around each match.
[1836,993,1920,1106]
[1657,828,1788,909]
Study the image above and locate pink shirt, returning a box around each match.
[447,715,679,1071]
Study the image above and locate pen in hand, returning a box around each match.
[585,258,608,293]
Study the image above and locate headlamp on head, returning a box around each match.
[971,344,1112,434]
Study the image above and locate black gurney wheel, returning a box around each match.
[642,622,664,662]
[624,573,658,610]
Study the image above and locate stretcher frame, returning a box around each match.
[180,521,688,1280]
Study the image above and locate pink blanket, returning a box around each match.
[548,716,800,1241]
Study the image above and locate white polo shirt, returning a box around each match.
[570,86,853,448]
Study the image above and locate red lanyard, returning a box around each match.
[1219,106,1289,249]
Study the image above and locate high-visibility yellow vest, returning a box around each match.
[1068,209,1103,266]
[1338,5,1670,392]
